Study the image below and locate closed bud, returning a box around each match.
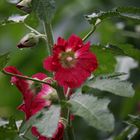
[16,0,32,13]
[43,88,59,103]
[17,33,39,48]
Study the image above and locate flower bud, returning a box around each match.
[16,0,32,13]
[43,88,59,103]
[17,32,39,48]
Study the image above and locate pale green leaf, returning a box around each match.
[31,0,56,23]
[69,93,114,132]
[87,77,135,97]
[34,105,60,138]
[0,14,29,26]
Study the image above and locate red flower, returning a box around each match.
[3,66,64,140]
[43,34,98,88]
[4,66,52,120]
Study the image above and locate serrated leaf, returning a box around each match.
[34,105,60,138]
[0,53,9,70]
[117,7,140,20]
[69,93,114,132]
[85,7,140,25]
[31,0,56,23]
[87,76,135,97]
[85,10,119,25]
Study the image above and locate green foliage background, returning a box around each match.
[0,0,140,139]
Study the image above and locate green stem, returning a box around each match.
[57,86,75,140]
[2,70,52,86]
[57,86,68,118]
[22,135,31,140]
[42,22,54,56]
[82,26,96,41]
[24,23,46,40]
[24,23,42,36]
[67,111,75,140]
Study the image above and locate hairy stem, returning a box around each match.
[2,70,52,86]
[42,22,54,56]
[57,86,75,140]
[82,26,96,41]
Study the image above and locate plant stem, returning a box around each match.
[24,23,42,36]
[82,26,96,41]
[57,86,75,140]
[67,111,75,140]
[2,70,52,86]
[42,22,54,56]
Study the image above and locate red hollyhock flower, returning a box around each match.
[3,66,64,140]
[43,34,98,88]
[4,66,52,120]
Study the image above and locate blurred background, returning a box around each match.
[0,0,140,139]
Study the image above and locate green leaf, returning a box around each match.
[85,10,119,25]
[85,6,140,25]
[69,93,114,132]
[127,115,140,128]
[0,117,18,140]
[114,115,140,140]
[34,105,60,138]
[0,53,9,71]
[0,14,29,26]
[91,44,117,75]
[91,43,140,75]
[31,0,56,23]
[117,7,140,20]
[117,44,140,62]
[87,76,135,97]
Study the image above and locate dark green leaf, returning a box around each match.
[114,125,138,140]
[127,115,140,128]
[0,117,18,140]
[0,53,9,71]
[24,13,39,28]
[117,44,140,62]
[87,76,135,97]
[117,7,140,20]
[85,10,119,25]
[85,7,140,25]
[91,43,140,75]
[31,0,56,23]
[91,44,117,75]
[69,93,114,132]
[114,115,140,140]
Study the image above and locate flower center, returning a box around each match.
[59,51,76,68]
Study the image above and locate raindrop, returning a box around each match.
[11,83,14,86]
[20,48,23,51]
